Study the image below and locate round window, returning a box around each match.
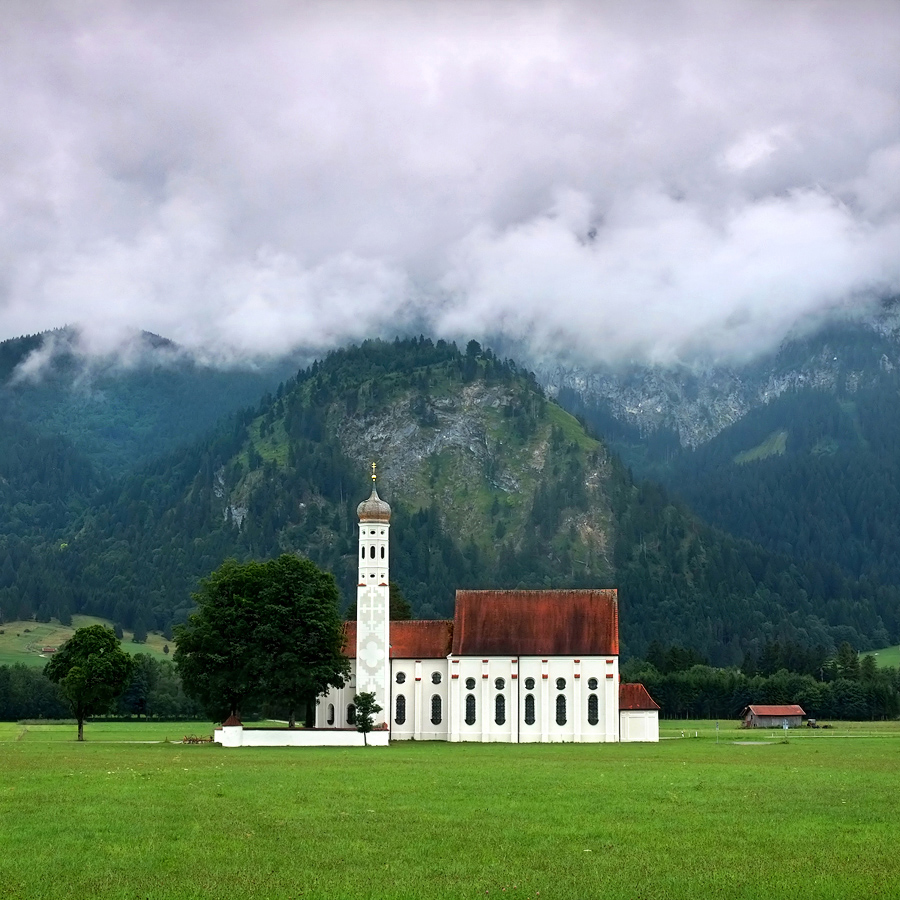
[587,677,598,690]
[494,678,505,691]
[556,677,566,691]
[465,677,476,690]
[524,677,535,690]
[396,672,406,684]
[431,672,442,684]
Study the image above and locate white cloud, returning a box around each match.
[1,0,899,367]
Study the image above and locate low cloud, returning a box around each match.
[2,0,899,369]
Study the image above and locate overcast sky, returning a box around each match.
[2,0,899,368]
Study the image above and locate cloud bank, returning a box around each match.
[2,0,899,367]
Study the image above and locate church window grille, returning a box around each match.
[327,704,335,725]
[556,695,567,726]
[347,704,356,725]
[395,695,406,725]
[431,694,442,725]
[495,694,506,725]
[556,677,566,691]
[465,677,476,690]
[587,694,599,726]
[524,677,535,690]
[465,694,476,725]
[524,694,536,725]
[588,677,598,690]
[370,545,376,559]
[431,672,442,684]
[396,671,406,684]
[494,678,505,691]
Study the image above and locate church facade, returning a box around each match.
[315,481,660,743]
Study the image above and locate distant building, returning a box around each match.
[742,704,805,728]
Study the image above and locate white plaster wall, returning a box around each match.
[214,725,389,747]
[389,658,449,741]
[315,664,357,728]
[619,710,659,743]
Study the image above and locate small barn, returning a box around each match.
[619,682,660,742]
[741,704,805,728]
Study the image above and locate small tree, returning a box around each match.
[45,625,135,741]
[353,691,382,746]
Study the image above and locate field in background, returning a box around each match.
[0,615,172,667]
[2,722,899,899]
[863,644,900,668]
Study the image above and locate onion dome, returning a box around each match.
[357,486,391,523]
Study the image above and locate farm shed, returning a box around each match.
[741,704,805,728]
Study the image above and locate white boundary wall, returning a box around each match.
[214,725,390,748]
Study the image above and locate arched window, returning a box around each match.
[524,677,535,690]
[431,694,442,725]
[396,671,406,684]
[494,678,505,691]
[587,694,599,726]
[380,546,385,558]
[556,694,567,726]
[347,704,356,725]
[327,704,335,725]
[587,677,598,691]
[395,694,406,725]
[465,694,476,725]
[431,672,442,684]
[370,545,376,559]
[465,677,476,690]
[361,545,365,559]
[524,694,536,725]
[556,677,566,691]
[495,694,506,725]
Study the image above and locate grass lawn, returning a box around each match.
[2,722,900,899]
[863,644,900,668]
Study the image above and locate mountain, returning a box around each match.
[2,334,894,664]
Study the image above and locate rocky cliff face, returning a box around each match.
[538,312,900,447]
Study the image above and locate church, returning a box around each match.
[314,477,660,743]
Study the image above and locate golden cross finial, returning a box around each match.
[371,461,377,482]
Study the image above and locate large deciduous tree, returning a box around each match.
[174,554,349,724]
[45,625,135,740]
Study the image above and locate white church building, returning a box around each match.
[217,478,659,747]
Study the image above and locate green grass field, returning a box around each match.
[0,615,173,667]
[863,644,900,668]
[2,721,899,899]
[734,429,788,464]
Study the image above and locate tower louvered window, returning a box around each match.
[431,694,442,725]
[524,694,535,725]
[395,694,406,725]
[465,694,476,725]
[587,694,599,725]
[556,694,567,726]
[495,694,506,725]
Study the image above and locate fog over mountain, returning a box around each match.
[2,0,899,368]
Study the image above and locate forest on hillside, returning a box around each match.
[1,335,899,663]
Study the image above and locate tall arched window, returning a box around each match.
[395,694,406,725]
[381,546,385,558]
[465,694,476,726]
[524,694,536,725]
[327,704,335,725]
[361,545,365,559]
[556,694,567,726]
[587,694,599,726]
[431,694,442,725]
[495,694,506,726]
[370,545,376,559]
[347,704,356,725]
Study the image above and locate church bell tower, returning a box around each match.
[355,464,391,728]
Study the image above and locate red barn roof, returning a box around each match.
[619,683,660,711]
[450,589,618,657]
[343,621,453,659]
[744,704,805,717]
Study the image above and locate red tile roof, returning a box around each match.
[450,589,618,657]
[619,683,660,711]
[343,621,453,659]
[744,704,805,717]
[222,714,243,727]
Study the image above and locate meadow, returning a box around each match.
[2,720,899,900]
